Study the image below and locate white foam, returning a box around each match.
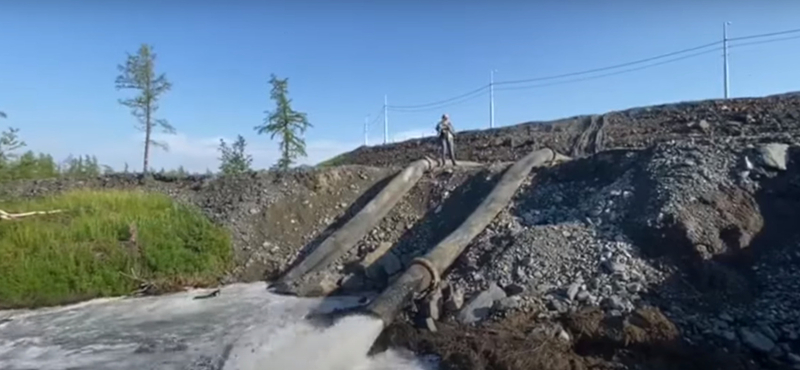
[0,283,436,370]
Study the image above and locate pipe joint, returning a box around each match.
[410,257,440,293]
[422,156,436,170]
[545,147,571,166]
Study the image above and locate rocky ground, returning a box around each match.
[4,92,800,369]
[0,166,398,282]
[332,92,800,167]
[373,141,800,370]
[0,164,503,287]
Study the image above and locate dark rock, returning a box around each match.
[443,285,464,313]
[378,252,403,276]
[457,283,507,324]
[493,297,520,311]
[739,327,776,353]
[503,283,526,296]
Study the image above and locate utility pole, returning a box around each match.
[489,69,497,129]
[723,21,731,99]
[383,95,389,144]
[364,115,369,146]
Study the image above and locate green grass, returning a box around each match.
[316,153,347,168]
[0,189,232,309]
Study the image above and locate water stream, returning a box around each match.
[0,283,436,370]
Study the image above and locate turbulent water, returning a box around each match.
[0,283,436,370]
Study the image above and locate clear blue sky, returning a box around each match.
[1,1,799,172]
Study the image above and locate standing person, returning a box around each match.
[436,113,457,166]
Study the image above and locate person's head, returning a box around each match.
[441,113,449,120]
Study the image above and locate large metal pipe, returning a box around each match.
[364,148,569,326]
[272,159,484,296]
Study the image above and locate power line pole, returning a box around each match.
[383,95,389,144]
[489,69,497,129]
[364,115,369,146]
[723,21,731,99]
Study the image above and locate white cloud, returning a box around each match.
[390,128,437,143]
[147,133,360,172]
[24,127,440,174]
[30,132,361,173]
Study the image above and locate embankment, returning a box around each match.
[0,164,505,297]
[3,91,800,369]
[372,142,800,369]
[333,92,800,167]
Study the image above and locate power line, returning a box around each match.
[378,26,800,113]
[383,33,800,113]
[387,84,489,110]
[389,88,489,113]
[492,33,800,93]
[727,27,800,42]
[494,48,723,92]
[369,26,800,124]
[728,34,800,49]
[381,41,721,111]
[493,27,800,88]
[384,41,718,111]
[366,106,384,127]
[494,40,722,86]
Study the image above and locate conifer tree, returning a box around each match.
[254,74,312,171]
[115,44,175,177]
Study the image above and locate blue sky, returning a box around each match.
[1,1,799,172]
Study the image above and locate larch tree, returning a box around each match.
[217,134,253,175]
[0,127,24,162]
[254,74,312,171]
[114,44,175,177]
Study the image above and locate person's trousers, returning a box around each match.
[440,133,456,166]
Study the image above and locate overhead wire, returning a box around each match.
[387,45,724,111]
[494,47,723,92]
[496,33,800,92]
[365,106,384,128]
[386,47,723,112]
[375,26,800,114]
[386,85,490,110]
[727,27,800,42]
[388,89,490,113]
[728,34,800,49]
[384,42,719,112]
[494,40,722,86]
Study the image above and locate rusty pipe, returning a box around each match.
[364,148,569,326]
[273,158,486,296]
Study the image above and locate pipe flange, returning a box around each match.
[547,147,557,165]
[410,257,441,292]
[423,156,435,170]
[545,147,569,166]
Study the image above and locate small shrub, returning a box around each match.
[0,189,231,308]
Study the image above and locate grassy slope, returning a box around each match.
[316,154,348,168]
[0,189,231,309]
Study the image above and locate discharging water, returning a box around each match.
[0,283,436,370]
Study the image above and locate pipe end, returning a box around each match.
[267,280,298,296]
[305,302,388,330]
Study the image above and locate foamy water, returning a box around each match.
[0,283,436,370]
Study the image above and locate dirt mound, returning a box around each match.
[373,307,754,370]
[0,167,398,281]
[3,93,800,369]
[333,92,800,167]
[0,165,510,287]
[368,141,799,369]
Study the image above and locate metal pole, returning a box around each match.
[383,95,389,144]
[723,21,730,99]
[489,70,496,129]
[364,115,369,146]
